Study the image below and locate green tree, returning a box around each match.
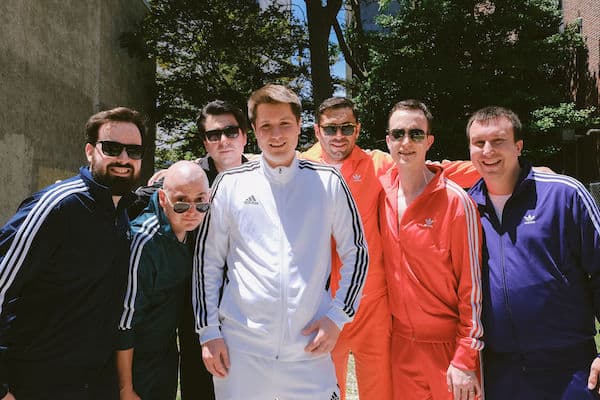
[526,102,599,163]
[349,0,587,161]
[122,0,309,167]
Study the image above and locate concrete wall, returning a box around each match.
[562,0,600,105]
[0,0,155,224]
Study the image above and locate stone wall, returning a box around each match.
[0,0,155,224]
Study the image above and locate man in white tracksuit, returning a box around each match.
[194,84,369,400]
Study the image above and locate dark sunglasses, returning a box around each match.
[96,141,144,160]
[204,126,240,142]
[320,124,357,137]
[387,128,427,142]
[163,192,210,214]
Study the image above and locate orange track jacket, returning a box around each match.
[379,165,484,371]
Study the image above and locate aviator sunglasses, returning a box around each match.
[96,141,144,160]
[386,128,427,143]
[319,124,357,136]
[163,191,210,214]
[204,126,240,142]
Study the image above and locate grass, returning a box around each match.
[345,354,359,400]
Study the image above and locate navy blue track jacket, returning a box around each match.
[469,160,600,355]
[0,166,135,387]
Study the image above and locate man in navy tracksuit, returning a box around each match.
[0,107,145,400]
[467,106,600,399]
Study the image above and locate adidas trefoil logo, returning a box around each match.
[523,214,536,224]
[244,195,259,205]
[352,173,362,182]
[418,217,434,228]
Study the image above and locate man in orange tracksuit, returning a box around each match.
[302,97,480,400]
[303,97,393,400]
[379,99,483,400]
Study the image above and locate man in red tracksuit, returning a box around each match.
[303,97,480,400]
[379,100,483,400]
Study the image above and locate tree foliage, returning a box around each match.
[121,0,309,166]
[349,0,587,162]
[531,103,599,134]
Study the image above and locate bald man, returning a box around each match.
[116,161,210,400]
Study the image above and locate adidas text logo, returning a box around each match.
[244,195,259,205]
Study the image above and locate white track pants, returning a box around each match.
[213,348,340,400]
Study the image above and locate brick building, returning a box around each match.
[561,0,600,107]
[560,1,600,186]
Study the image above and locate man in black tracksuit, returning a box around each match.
[0,107,145,400]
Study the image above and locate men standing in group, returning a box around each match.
[379,100,483,400]
[195,84,369,400]
[466,106,600,399]
[117,161,210,400]
[0,107,145,400]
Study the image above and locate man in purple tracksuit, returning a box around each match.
[467,106,600,399]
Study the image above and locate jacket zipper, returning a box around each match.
[276,216,287,359]
[497,208,520,353]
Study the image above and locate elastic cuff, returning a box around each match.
[200,326,222,345]
[326,307,349,331]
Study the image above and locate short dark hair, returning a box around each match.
[247,84,302,124]
[316,97,359,123]
[196,100,249,139]
[466,106,522,141]
[387,100,433,134]
[84,107,146,146]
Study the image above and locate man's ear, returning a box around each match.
[85,143,94,164]
[158,189,167,209]
[426,133,435,151]
[314,124,322,142]
[516,139,523,156]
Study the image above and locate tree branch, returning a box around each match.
[332,17,367,80]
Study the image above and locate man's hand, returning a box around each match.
[147,169,167,185]
[202,338,230,378]
[302,316,341,354]
[532,166,555,174]
[446,364,481,400]
[587,357,600,393]
[119,386,141,400]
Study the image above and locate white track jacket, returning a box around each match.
[194,156,369,361]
